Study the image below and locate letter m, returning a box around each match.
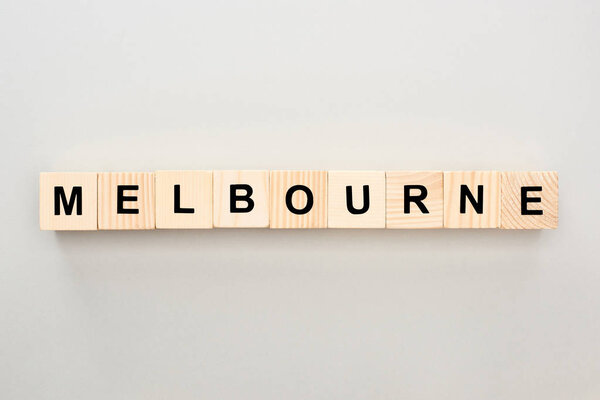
[54,186,83,215]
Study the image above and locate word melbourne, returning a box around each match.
[39,170,558,230]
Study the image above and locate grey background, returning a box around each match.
[1,0,599,399]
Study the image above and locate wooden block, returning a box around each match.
[39,172,98,230]
[98,172,155,230]
[327,171,385,228]
[270,170,327,228]
[386,171,443,229]
[443,171,500,228]
[501,171,558,229]
[213,170,269,228]
[155,171,212,229]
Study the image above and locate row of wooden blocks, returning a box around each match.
[39,171,558,230]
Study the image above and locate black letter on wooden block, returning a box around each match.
[117,185,139,214]
[521,186,543,215]
[174,184,194,213]
[460,185,483,214]
[404,185,429,214]
[285,185,313,215]
[54,186,82,216]
[346,185,370,215]
[230,184,254,213]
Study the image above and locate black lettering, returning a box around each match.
[230,184,255,213]
[54,186,82,215]
[174,184,194,213]
[346,185,370,214]
[404,185,429,214]
[521,186,543,215]
[285,185,313,215]
[117,185,139,214]
[460,185,484,214]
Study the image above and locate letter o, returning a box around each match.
[285,185,314,215]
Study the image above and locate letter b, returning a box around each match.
[230,184,255,213]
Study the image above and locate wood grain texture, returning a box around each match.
[444,171,500,228]
[213,170,269,228]
[39,172,98,230]
[501,171,558,229]
[386,171,443,229]
[328,171,385,228]
[155,170,212,229]
[270,170,327,229]
[98,172,155,230]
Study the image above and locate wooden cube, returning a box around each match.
[39,172,98,230]
[501,171,558,229]
[386,171,443,229]
[327,171,385,228]
[270,170,327,228]
[443,171,500,228]
[213,170,269,228]
[155,171,213,229]
[98,172,155,230]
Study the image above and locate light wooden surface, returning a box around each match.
[501,171,558,229]
[327,171,385,228]
[39,172,98,230]
[386,171,443,229]
[98,172,155,230]
[155,170,213,229]
[444,171,500,228]
[213,170,269,228]
[270,170,327,229]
